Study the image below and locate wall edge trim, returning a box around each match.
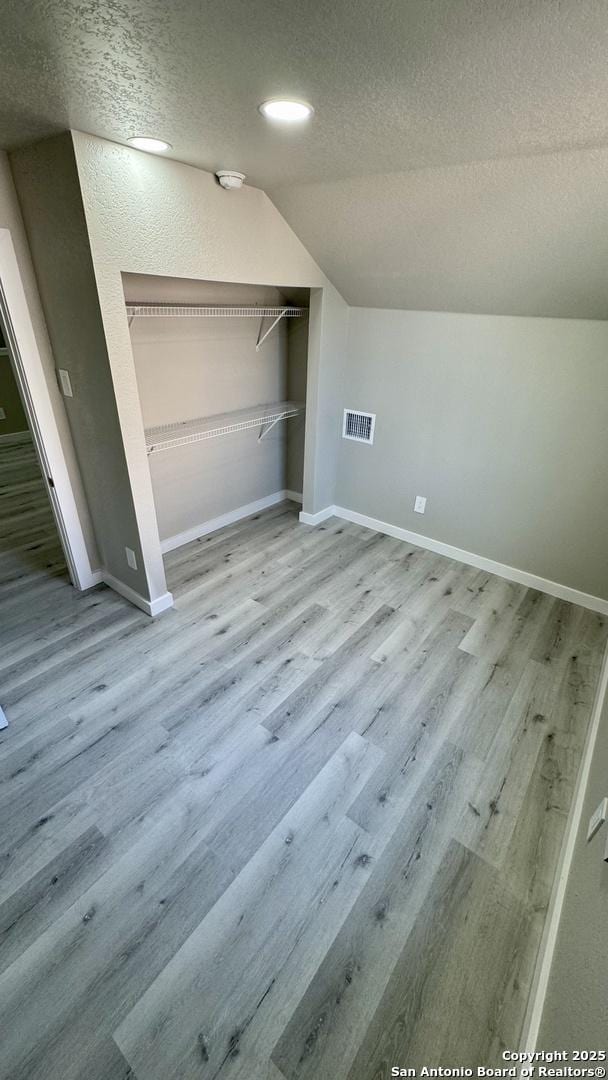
[102,571,173,617]
[519,639,608,1050]
[299,505,335,526]
[0,227,99,592]
[78,567,104,590]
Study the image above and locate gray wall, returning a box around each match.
[304,285,348,513]
[10,134,149,596]
[286,313,308,496]
[335,308,608,601]
[538,688,608,1049]
[0,350,27,435]
[125,274,307,543]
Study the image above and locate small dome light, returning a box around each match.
[127,137,172,153]
[259,99,313,122]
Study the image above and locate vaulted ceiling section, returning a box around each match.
[2,0,607,316]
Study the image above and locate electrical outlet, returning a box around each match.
[414,495,427,514]
[125,547,138,570]
[58,369,73,397]
[587,797,608,842]
[0,407,6,420]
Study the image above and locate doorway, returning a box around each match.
[0,320,68,595]
[0,227,99,596]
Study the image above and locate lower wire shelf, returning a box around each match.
[145,401,305,455]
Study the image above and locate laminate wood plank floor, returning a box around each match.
[1,441,606,1080]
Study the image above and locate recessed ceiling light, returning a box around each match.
[258,99,313,122]
[127,136,172,153]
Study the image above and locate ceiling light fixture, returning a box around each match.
[127,136,172,153]
[258,99,313,122]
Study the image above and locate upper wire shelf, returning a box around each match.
[125,303,306,319]
[126,301,307,349]
[145,401,304,455]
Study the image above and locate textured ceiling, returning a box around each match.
[2,0,608,315]
[270,146,608,318]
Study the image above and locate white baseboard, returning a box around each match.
[0,705,8,730]
[148,591,175,617]
[0,429,31,445]
[519,639,608,1050]
[102,571,174,617]
[285,490,303,504]
[76,567,104,591]
[160,490,298,555]
[331,505,608,616]
[299,505,336,526]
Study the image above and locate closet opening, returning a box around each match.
[123,274,310,561]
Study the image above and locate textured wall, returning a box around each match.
[0,150,98,566]
[538,689,608,1049]
[0,353,27,434]
[336,308,608,601]
[70,132,345,596]
[10,135,146,594]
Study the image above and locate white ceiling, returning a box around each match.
[2,0,608,316]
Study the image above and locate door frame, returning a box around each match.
[0,227,100,590]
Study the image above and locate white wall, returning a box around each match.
[335,308,608,603]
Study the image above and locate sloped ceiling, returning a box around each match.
[1,0,608,316]
[269,147,608,317]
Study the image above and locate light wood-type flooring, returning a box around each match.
[1,439,606,1080]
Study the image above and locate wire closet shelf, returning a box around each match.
[126,301,307,349]
[145,401,304,455]
[125,303,306,319]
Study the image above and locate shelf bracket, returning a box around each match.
[256,310,286,351]
[258,411,289,441]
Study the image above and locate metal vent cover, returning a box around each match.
[342,408,376,444]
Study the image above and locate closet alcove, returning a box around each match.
[123,274,309,554]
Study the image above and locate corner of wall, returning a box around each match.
[9,132,159,606]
